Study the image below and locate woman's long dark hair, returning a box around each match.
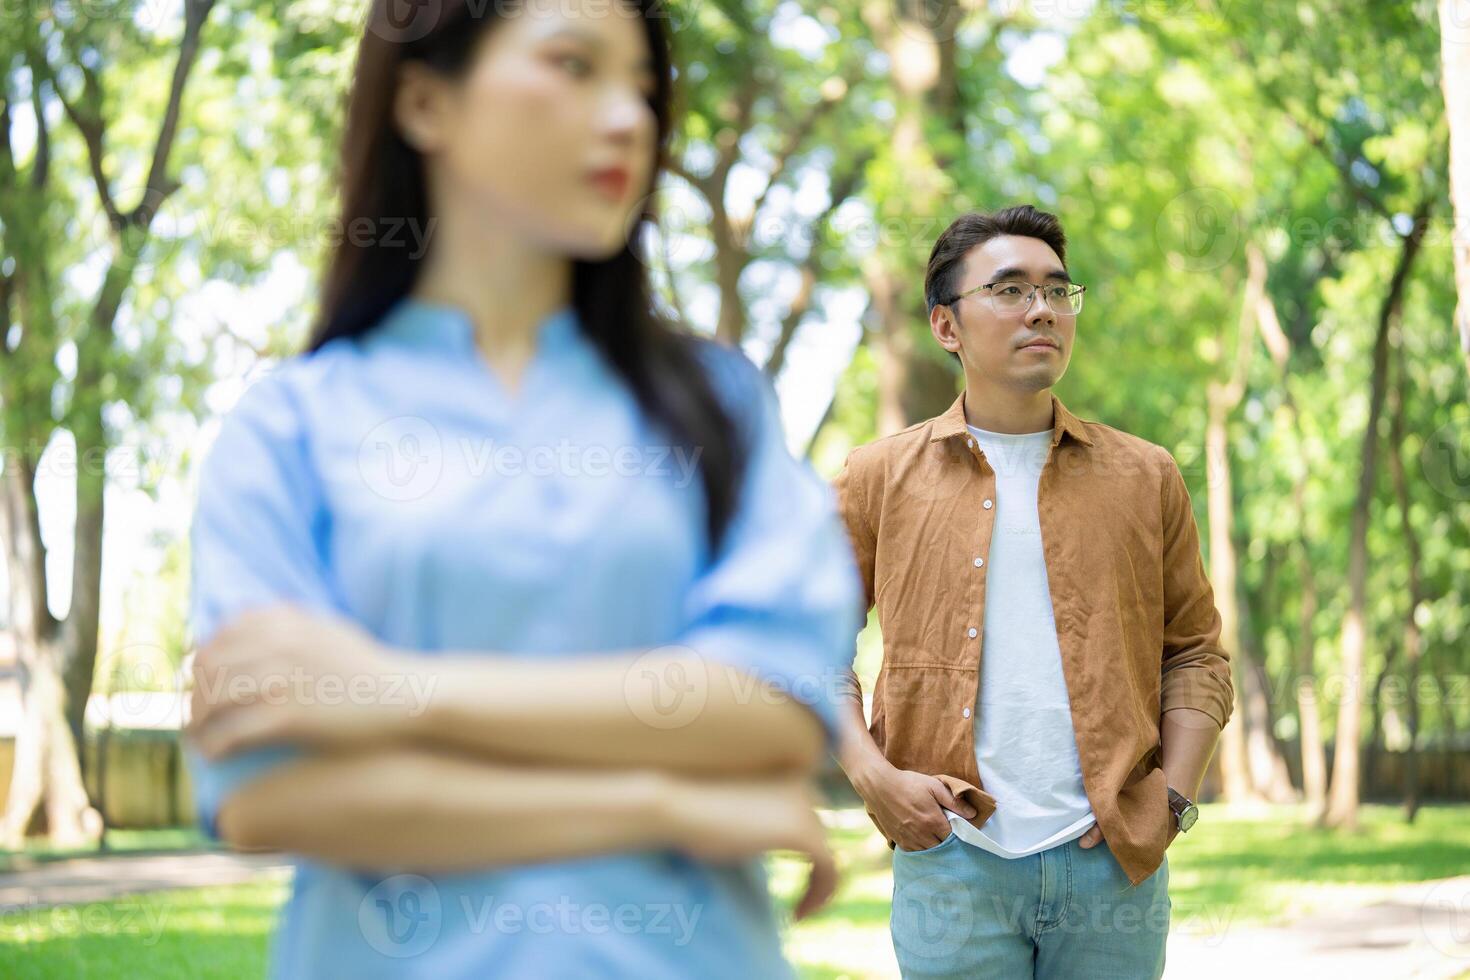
[307,0,747,552]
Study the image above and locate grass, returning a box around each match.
[0,878,287,979]
[1149,801,1470,929]
[1,803,1466,978]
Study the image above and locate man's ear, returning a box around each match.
[930,304,960,357]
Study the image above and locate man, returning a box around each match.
[833,205,1234,978]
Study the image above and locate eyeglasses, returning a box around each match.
[945,279,1086,316]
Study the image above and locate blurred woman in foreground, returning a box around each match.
[183,0,863,975]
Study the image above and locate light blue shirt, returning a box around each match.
[185,297,863,978]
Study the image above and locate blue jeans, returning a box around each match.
[889,831,1169,979]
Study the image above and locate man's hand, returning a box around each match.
[1077,820,1181,850]
[852,761,977,852]
[187,604,421,760]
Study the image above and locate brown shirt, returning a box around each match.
[832,391,1233,885]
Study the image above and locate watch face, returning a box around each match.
[1178,805,1199,832]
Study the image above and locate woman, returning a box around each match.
[183,0,863,976]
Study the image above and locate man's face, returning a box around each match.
[933,234,1077,393]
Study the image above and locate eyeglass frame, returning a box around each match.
[942,279,1087,316]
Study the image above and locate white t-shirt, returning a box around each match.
[944,423,1096,858]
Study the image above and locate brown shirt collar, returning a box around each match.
[927,392,1095,449]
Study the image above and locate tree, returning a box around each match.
[1324,200,1433,829]
[0,0,220,847]
[1,0,352,846]
[1441,0,1470,381]
[660,0,875,370]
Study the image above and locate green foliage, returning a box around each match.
[3,0,1464,787]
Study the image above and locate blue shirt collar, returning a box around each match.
[371,295,582,360]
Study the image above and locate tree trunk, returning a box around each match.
[1206,395,1254,802]
[1253,238,1328,813]
[1295,548,1328,814]
[710,201,748,345]
[1364,642,1400,796]
[1387,336,1426,823]
[1440,0,1470,381]
[869,260,912,437]
[903,351,960,423]
[1235,563,1298,802]
[0,458,101,849]
[1207,250,1265,803]
[62,364,114,765]
[1,642,100,848]
[1323,202,1431,830]
[859,1,969,435]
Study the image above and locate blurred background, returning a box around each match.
[1,0,1469,976]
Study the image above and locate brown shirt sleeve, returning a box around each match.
[831,447,878,704]
[1157,448,1235,729]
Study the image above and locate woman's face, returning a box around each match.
[395,0,659,259]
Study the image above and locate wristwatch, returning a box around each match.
[1167,786,1199,833]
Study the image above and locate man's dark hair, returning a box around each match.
[924,205,1069,364]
